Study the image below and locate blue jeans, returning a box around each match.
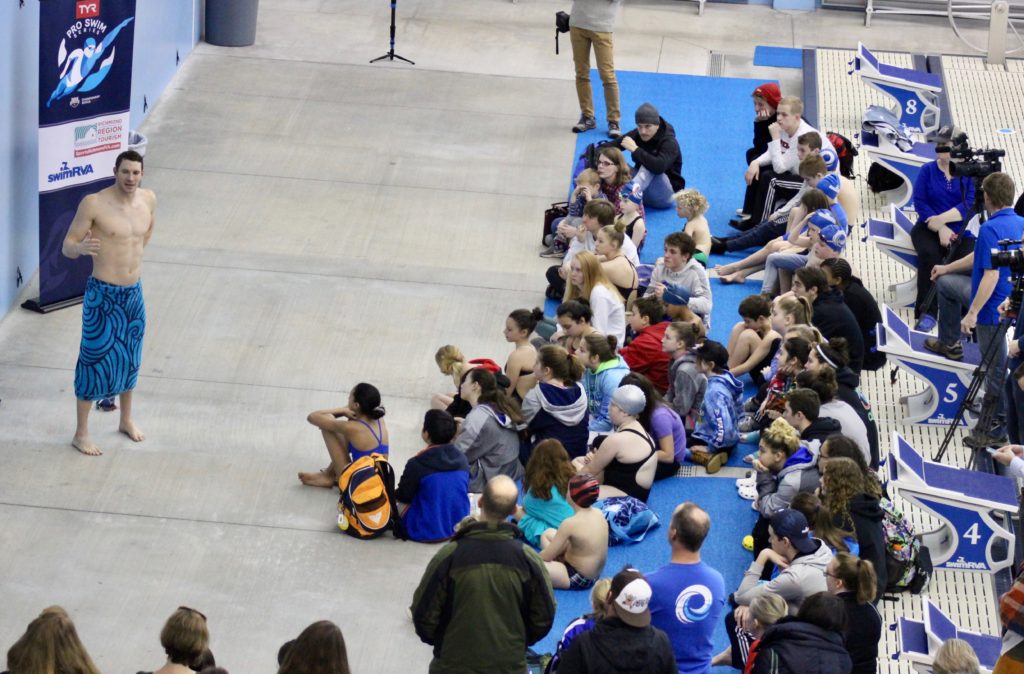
[632,166,675,209]
[727,214,789,252]
[761,252,808,294]
[937,273,1007,395]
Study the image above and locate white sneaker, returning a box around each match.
[738,483,758,501]
[736,474,755,488]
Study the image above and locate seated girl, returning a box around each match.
[565,251,626,347]
[299,383,389,488]
[621,372,687,480]
[578,334,630,434]
[595,223,639,308]
[688,341,743,473]
[726,294,782,385]
[430,346,501,418]
[515,439,576,548]
[573,384,659,502]
[662,320,707,429]
[617,184,647,252]
[504,307,544,400]
[521,345,590,459]
[790,491,857,556]
[673,189,712,263]
[455,368,525,492]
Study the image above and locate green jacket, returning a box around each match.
[411,520,556,673]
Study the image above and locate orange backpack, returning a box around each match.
[336,453,399,539]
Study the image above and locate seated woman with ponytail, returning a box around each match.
[455,368,526,492]
[565,251,626,346]
[299,382,389,488]
[504,307,545,401]
[578,334,630,434]
[521,345,590,459]
[621,372,687,480]
[807,338,880,470]
[790,491,858,556]
[826,552,882,674]
[595,223,639,307]
[822,457,887,602]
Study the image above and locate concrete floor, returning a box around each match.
[0,0,995,671]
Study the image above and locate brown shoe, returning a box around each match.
[691,448,728,474]
[923,337,964,361]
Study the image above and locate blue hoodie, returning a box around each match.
[693,371,744,450]
[583,356,630,433]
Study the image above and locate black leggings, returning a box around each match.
[910,221,975,319]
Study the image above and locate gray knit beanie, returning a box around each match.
[635,102,660,126]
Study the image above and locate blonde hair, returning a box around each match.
[565,251,623,304]
[761,417,800,457]
[749,594,788,627]
[590,578,613,617]
[435,345,467,388]
[932,638,981,674]
[576,168,601,186]
[776,294,813,326]
[784,324,822,344]
[778,95,804,117]
[600,222,627,250]
[673,189,709,217]
[6,606,102,674]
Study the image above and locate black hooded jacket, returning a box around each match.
[801,416,842,446]
[812,289,865,373]
[619,118,685,192]
[840,494,888,602]
[841,277,885,371]
[556,617,676,674]
[834,366,880,469]
[749,618,852,674]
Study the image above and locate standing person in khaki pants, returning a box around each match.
[569,0,623,138]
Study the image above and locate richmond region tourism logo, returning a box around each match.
[45,10,134,108]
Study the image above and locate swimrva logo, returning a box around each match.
[45,15,134,108]
[943,557,987,570]
[48,161,95,184]
[674,585,714,624]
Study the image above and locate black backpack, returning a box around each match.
[826,131,859,179]
[867,163,904,194]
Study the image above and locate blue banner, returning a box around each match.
[34,0,136,310]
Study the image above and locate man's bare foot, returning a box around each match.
[72,436,102,456]
[118,420,145,442]
[719,271,750,284]
[299,471,336,488]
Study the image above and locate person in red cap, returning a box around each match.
[739,84,781,216]
[540,472,609,590]
[556,567,677,672]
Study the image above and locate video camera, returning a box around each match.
[946,128,1006,178]
[993,239,1024,273]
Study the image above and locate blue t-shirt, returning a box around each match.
[973,208,1024,325]
[647,561,726,674]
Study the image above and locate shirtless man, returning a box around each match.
[539,473,609,590]
[62,150,155,456]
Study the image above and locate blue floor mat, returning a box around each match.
[753,46,804,69]
[533,476,758,672]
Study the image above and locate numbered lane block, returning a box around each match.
[888,432,1018,574]
[876,305,982,426]
[895,598,1001,673]
[851,42,943,135]
[865,206,918,307]
[861,130,936,209]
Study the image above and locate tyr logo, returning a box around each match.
[76,1,100,19]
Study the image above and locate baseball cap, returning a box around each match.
[819,222,848,254]
[819,146,840,173]
[769,509,817,554]
[610,568,652,627]
[816,173,841,200]
[619,182,644,205]
[611,384,646,416]
[569,473,601,508]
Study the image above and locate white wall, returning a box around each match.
[0,1,201,315]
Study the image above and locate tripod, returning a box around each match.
[370,0,414,65]
[933,275,1023,462]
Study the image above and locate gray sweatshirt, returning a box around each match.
[569,0,622,33]
[455,404,525,492]
[665,352,706,425]
[521,382,588,426]
[644,258,712,324]
[734,539,833,614]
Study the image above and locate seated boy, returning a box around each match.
[620,295,671,392]
[396,409,471,543]
[544,168,602,258]
[726,294,781,385]
[760,206,844,296]
[643,231,712,327]
[540,473,610,590]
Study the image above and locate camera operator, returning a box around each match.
[910,130,976,331]
[925,173,1024,444]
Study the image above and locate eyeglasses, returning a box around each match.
[597,159,615,167]
[824,571,837,579]
[179,606,207,622]
[935,146,952,153]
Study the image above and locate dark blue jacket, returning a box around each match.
[398,443,470,543]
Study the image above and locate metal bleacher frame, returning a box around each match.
[810,46,1024,673]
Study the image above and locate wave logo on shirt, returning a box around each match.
[674,585,713,624]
